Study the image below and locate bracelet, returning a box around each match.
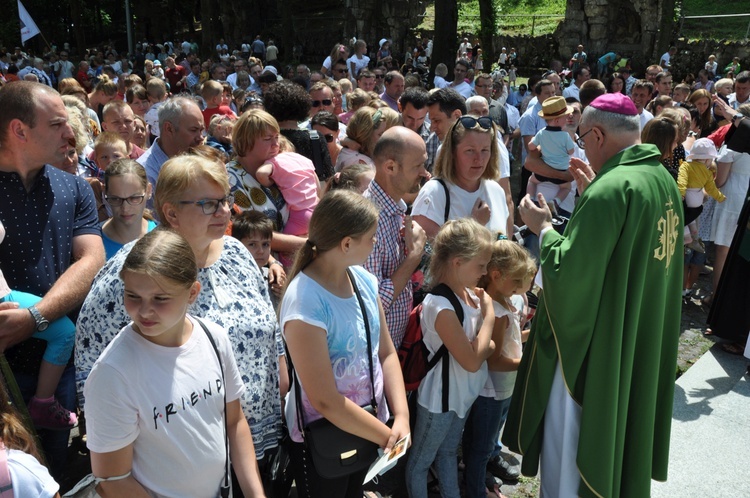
[269,260,283,267]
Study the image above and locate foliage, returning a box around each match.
[678,0,750,41]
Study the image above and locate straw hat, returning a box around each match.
[538,96,572,120]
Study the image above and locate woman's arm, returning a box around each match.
[227,399,267,497]
[91,446,151,498]
[432,288,495,373]
[284,320,392,447]
[715,161,732,188]
[271,231,306,253]
[376,299,410,451]
[412,214,440,240]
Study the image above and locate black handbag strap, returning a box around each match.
[288,268,377,434]
[196,318,230,498]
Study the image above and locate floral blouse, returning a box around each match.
[75,236,283,458]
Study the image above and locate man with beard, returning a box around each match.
[363,127,429,347]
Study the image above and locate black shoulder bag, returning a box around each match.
[287,268,380,480]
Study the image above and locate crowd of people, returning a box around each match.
[0,32,747,498]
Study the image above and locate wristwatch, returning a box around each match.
[28,306,49,332]
[732,113,744,125]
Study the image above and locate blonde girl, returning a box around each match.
[280,190,409,497]
[406,218,496,498]
[84,229,265,497]
[462,240,536,498]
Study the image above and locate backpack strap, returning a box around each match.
[434,178,450,223]
[428,283,464,413]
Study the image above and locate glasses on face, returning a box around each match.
[334,68,349,74]
[457,115,493,131]
[105,194,146,206]
[179,195,235,215]
[375,74,385,79]
[576,128,593,149]
[323,133,334,143]
[311,99,333,108]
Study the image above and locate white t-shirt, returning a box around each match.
[480,295,524,400]
[84,316,245,498]
[450,80,474,99]
[6,449,59,498]
[660,52,671,67]
[412,178,509,237]
[347,54,370,77]
[417,290,488,416]
[639,109,654,130]
[433,75,450,89]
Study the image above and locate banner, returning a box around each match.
[18,0,40,45]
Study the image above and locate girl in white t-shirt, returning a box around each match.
[462,239,536,498]
[347,39,371,82]
[84,229,265,498]
[405,218,496,498]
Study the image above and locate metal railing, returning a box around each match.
[680,13,750,40]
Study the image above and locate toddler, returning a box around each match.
[93,132,128,171]
[678,138,726,253]
[143,78,167,138]
[255,136,320,237]
[0,221,77,430]
[201,80,237,127]
[526,96,575,208]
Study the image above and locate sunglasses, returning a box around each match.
[456,115,493,131]
[311,99,332,108]
[334,68,349,73]
[375,74,385,79]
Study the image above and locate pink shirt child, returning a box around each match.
[256,151,319,236]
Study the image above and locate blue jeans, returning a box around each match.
[14,363,76,481]
[406,404,466,498]
[462,395,512,498]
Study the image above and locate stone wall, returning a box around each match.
[492,34,561,71]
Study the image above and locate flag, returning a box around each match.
[18,0,40,45]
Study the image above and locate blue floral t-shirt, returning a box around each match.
[280,265,389,443]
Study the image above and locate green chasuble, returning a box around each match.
[502,145,683,498]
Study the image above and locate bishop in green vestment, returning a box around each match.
[503,94,683,498]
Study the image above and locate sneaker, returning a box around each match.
[29,397,78,431]
[487,455,520,481]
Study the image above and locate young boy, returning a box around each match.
[93,132,128,170]
[143,78,168,138]
[200,80,237,127]
[672,83,691,105]
[526,96,575,210]
[231,211,283,309]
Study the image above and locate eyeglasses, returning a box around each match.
[334,68,349,73]
[457,115,493,131]
[576,128,593,149]
[323,133,334,143]
[105,194,146,206]
[311,99,332,108]
[179,195,235,215]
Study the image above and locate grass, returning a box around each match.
[418,0,750,40]
[679,0,750,41]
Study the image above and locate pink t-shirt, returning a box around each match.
[0,221,12,298]
[269,152,319,236]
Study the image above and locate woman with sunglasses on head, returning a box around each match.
[101,159,157,260]
[412,115,509,240]
[76,154,288,496]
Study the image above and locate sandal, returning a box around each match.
[721,342,744,355]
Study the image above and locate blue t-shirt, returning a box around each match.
[101,219,158,260]
[530,127,575,171]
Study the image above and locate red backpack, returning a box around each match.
[397,284,464,412]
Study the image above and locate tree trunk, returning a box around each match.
[478,0,495,72]
[70,0,86,56]
[430,0,458,85]
[200,0,215,58]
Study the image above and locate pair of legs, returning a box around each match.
[1,291,77,429]
[406,404,467,498]
[526,175,571,208]
[461,395,512,498]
